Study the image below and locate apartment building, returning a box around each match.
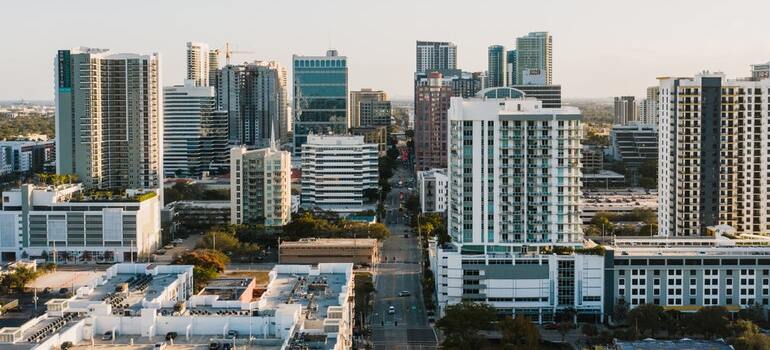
[230,146,291,227]
[658,72,770,236]
[55,47,162,191]
[417,169,449,213]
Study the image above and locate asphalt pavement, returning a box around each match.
[370,166,438,350]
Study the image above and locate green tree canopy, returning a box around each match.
[628,303,664,337]
[690,306,731,339]
[500,315,540,350]
[435,302,497,349]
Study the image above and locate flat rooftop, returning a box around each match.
[615,339,732,350]
[260,272,347,322]
[280,238,377,249]
[73,272,180,312]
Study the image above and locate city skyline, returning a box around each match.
[3,0,770,101]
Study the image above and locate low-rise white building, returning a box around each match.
[301,135,378,213]
[0,183,161,263]
[417,169,449,213]
[0,262,354,350]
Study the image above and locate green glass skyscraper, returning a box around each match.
[515,32,552,85]
[292,50,348,155]
[487,45,505,88]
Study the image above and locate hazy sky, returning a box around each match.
[2,0,770,101]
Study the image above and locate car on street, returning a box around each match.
[388,305,395,314]
[165,332,177,341]
[398,291,411,297]
[102,331,113,341]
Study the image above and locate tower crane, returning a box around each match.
[215,42,254,66]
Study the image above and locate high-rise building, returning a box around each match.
[658,72,770,236]
[359,100,392,128]
[750,62,770,81]
[0,138,56,175]
[431,87,593,319]
[0,183,161,262]
[350,126,388,157]
[515,32,553,85]
[56,47,162,191]
[301,135,378,213]
[218,61,289,146]
[447,87,582,246]
[208,48,220,89]
[506,50,517,86]
[487,45,506,88]
[509,84,562,108]
[415,41,457,74]
[163,80,229,178]
[186,42,210,87]
[613,96,637,125]
[349,89,388,128]
[637,86,660,125]
[292,50,348,155]
[414,72,453,171]
[230,146,291,227]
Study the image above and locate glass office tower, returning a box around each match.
[292,50,348,155]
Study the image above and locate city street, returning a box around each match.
[371,165,438,350]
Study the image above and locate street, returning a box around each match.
[370,165,438,350]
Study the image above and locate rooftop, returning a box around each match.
[280,238,378,249]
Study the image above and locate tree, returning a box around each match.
[404,194,420,214]
[627,303,664,337]
[613,299,629,323]
[639,224,658,236]
[690,306,730,340]
[738,304,766,324]
[556,321,573,342]
[435,302,497,349]
[363,188,379,203]
[191,266,219,293]
[173,249,230,272]
[354,274,375,332]
[732,319,770,350]
[590,212,615,233]
[662,310,682,338]
[196,230,240,253]
[581,323,598,338]
[499,315,540,350]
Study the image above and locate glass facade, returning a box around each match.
[292,54,348,155]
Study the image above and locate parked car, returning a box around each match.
[227,330,238,338]
[59,288,69,294]
[165,332,177,341]
[61,341,73,350]
[42,287,52,294]
[398,291,411,297]
[153,342,167,350]
[388,306,395,314]
[208,342,221,350]
[102,331,113,341]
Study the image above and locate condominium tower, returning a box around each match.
[487,45,506,88]
[55,47,162,191]
[515,32,553,85]
[186,42,210,87]
[613,96,637,125]
[414,72,453,171]
[658,72,770,236]
[230,146,291,227]
[415,41,457,74]
[292,50,348,155]
[163,80,229,178]
[218,61,289,146]
[447,87,583,246]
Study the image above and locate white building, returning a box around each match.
[0,262,353,350]
[163,81,228,178]
[447,87,582,247]
[0,184,161,263]
[55,47,162,192]
[658,71,770,236]
[300,135,378,213]
[432,87,589,319]
[417,169,449,213]
[186,42,210,87]
[0,139,55,175]
[230,146,291,227]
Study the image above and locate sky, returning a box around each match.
[2,0,770,101]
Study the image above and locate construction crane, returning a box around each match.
[215,42,254,66]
